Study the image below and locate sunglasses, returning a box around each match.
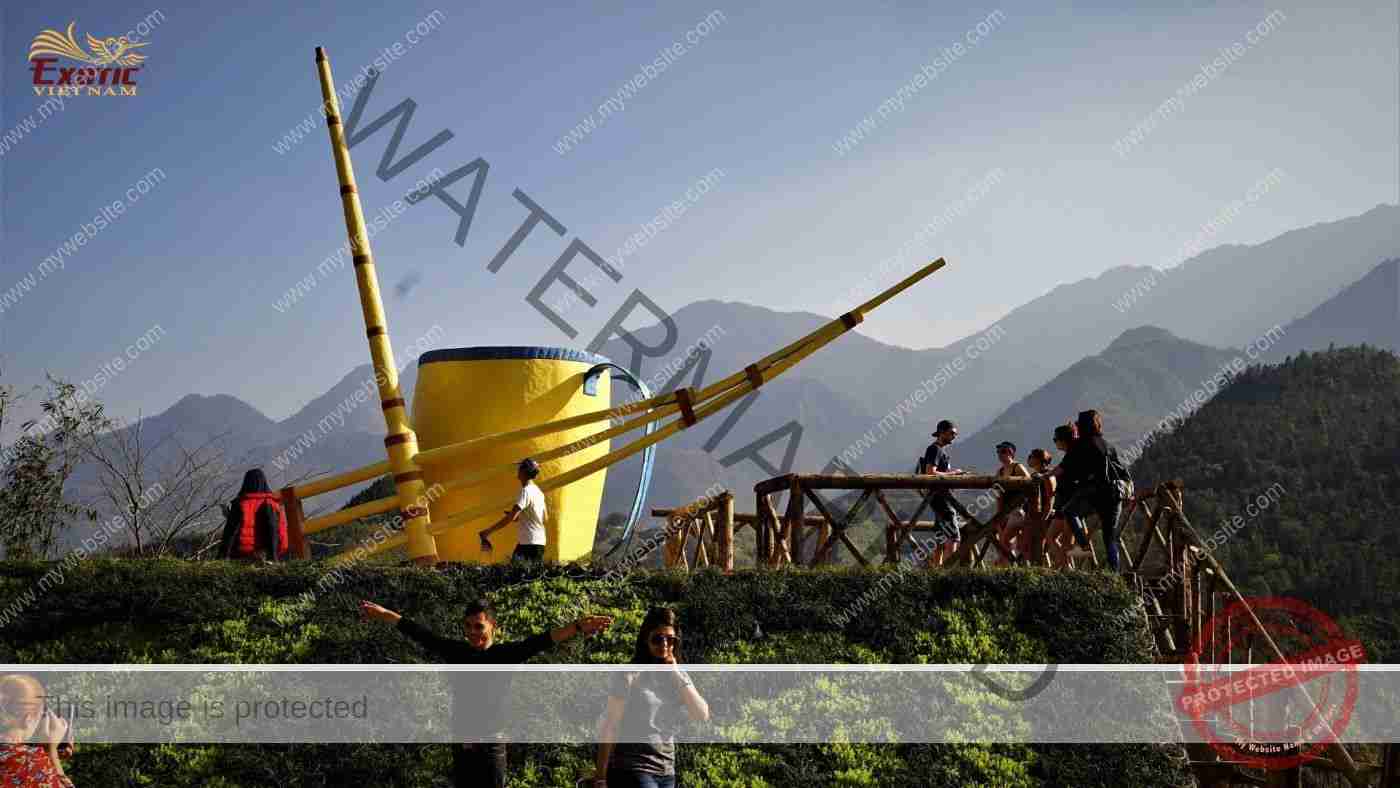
[649,633,680,647]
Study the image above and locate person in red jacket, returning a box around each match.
[218,468,288,560]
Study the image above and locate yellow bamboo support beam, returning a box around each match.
[430,311,831,502]
[413,391,682,467]
[315,46,437,564]
[331,256,946,564]
[408,290,869,470]
[435,401,682,496]
[331,321,839,563]
[302,494,400,535]
[292,460,392,500]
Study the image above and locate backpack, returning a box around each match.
[1104,447,1134,502]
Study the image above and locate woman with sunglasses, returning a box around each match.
[594,608,709,788]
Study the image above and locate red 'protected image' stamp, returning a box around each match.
[1176,596,1365,770]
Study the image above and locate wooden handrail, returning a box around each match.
[754,473,1038,495]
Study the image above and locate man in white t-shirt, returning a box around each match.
[479,458,548,562]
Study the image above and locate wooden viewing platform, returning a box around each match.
[648,473,1385,788]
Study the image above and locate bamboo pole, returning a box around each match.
[292,460,391,500]
[418,305,834,506]
[418,316,830,515]
[433,401,681,497]
[314,47,437,564]
[331,258,947,564]
[409,316,822,471]
[302,494,400,535]
[411,315,829,476]
[413,397,680,469]
[410,258,946,472]
[334,363,759,563]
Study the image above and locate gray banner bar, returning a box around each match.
[4,665,1395,744]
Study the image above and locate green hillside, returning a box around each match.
[1129,346,1400,658]
[0,561,1184,787]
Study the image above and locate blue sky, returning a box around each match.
[1,1,1395,425]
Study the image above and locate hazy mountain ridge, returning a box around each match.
[63,206,1400,547]
[960,326,1241,471]
[1262,258,1399,359]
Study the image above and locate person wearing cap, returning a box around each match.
[918,419,966,565]
[992,441,1031,565]
[479,458,548,562]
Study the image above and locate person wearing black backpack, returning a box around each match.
[1050,410,1130,571]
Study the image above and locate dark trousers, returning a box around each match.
[1064,490,1123,571]
[453,742,507,788]
[511,544,545,562]
[1096,496,1122,571]
[606,769,677,788]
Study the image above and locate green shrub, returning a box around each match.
[0,560,1186,786]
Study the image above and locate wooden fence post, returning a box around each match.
[755,494,768,567]
[780,478,803,568]
[718,492,735,572]
[280,487,310,560]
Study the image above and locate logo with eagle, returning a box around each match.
[30,22,148,66]
[27,21,147,96]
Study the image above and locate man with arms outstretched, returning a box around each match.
[360,597,612,787]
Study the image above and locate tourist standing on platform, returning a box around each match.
[1051,410,1129,571]
[992,441,1031,564]
[1044,423,1082,565]
[1024,448,1057,565]
[918,419,967,565]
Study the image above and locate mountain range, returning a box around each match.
[57,205,1400,549]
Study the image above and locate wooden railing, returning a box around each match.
[751,473,1037,568]
[651,475,1377,786]
[651,492,734,571]
[276,461,393,560]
